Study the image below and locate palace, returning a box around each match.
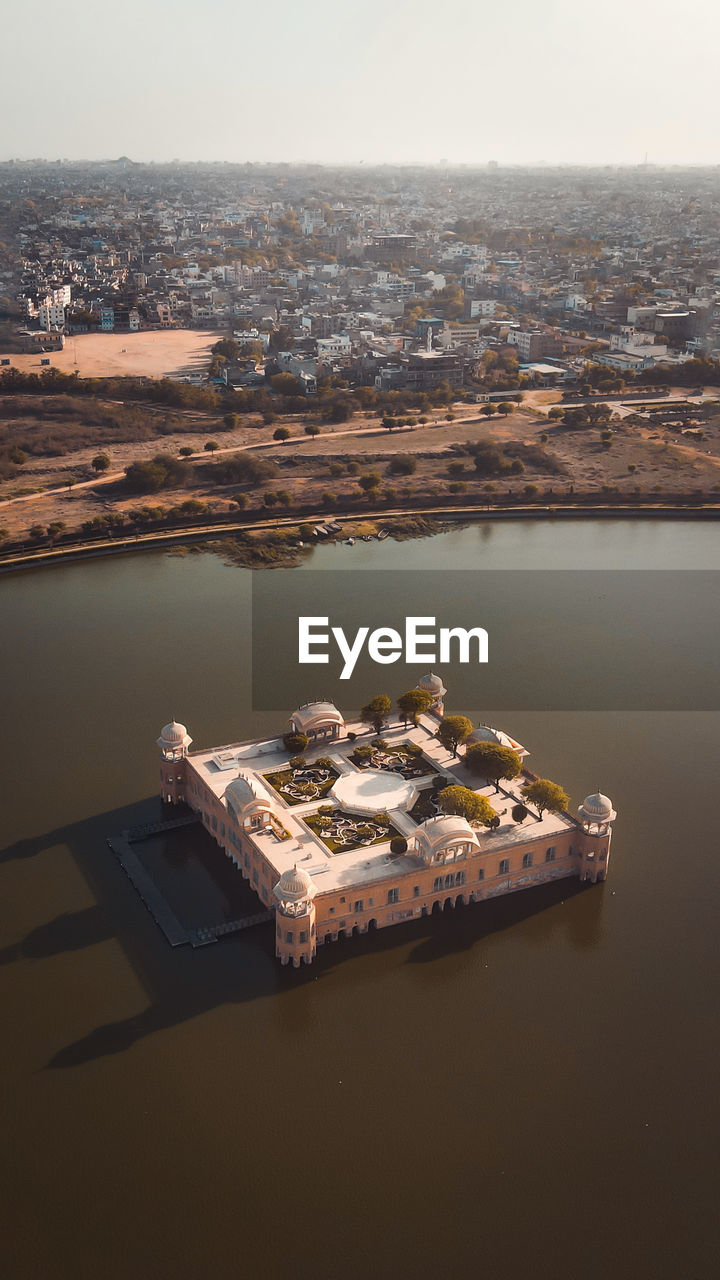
[157,677,616,967]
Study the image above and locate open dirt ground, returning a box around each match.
[1,329,223,379]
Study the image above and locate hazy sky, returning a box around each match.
[2,0,719,166]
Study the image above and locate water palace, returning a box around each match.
[157,676,616,967]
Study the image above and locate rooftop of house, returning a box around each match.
[184,715,578,896]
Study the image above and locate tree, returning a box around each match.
[179,446,194,457]
[223,412,239,431]
[522,777,569,820]
[46,521,66,539]
[283,732,309,753]
[273,426,291,442]
[305,423,321,437]
[263,491,278,507]
[91,453,111,473]
[464,742,522,792]
[232,493,249,509]
[397,688,433,726]
[270,372,302,396]
[511,803,529,824]
[497,401,514,416]
[390,836,408,855]
[437,715,474,756]
[437,785,497,827]
[360,694,392,735]
[358,471,382,492]
[204,440,219,452]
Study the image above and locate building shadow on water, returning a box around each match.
[1,797,604,1071]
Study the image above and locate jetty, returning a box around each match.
[107,814,273,948]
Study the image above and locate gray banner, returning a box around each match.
[251,570,720,711]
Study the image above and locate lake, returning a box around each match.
[1,519,718,1280]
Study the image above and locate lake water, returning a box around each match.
[1,519,718,1280]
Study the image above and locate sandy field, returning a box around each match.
[1,329,223,379]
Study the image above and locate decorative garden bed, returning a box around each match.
[264,759,339,806]
[350,741,437,780]
[304,807,402,854]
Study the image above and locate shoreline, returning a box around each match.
[1,501,718,574]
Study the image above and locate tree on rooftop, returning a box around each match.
[464,742,522,793]
[437,715,474,757]
[437,785,496,827]
[360,694,392,735]
[511,803,529,824]
[397,688,433,727]
[522,778,569,821]
[91,453,111,473]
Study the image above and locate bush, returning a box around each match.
[388,455,417,476]
[288,754,306,769]
[124,454,190,494]
[212,455,276,485]
[390,836,408,855]
[283,732,309,753]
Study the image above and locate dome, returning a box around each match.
[157,720,192,751]
[225,774,272,816]
[467,725,513,748]
[466,724,528,758]
[578,793,616,824]
[417,672,446,696]
[225,776,256,807]
[274,864,316,904]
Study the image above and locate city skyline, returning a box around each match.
[3,0,720,167]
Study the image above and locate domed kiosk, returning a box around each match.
[274,864,317,967]
[412,815,481,865]
[416,673,446,717]
[157,720,192,758]
[578,792,616,833]
[289,701,344,741]
[225,774,274,831]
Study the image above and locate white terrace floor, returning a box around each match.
[185,716,577,895]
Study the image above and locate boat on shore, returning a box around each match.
[345,537,355,546]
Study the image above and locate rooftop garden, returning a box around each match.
[264,756,339,807]
[304,805,402,854]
